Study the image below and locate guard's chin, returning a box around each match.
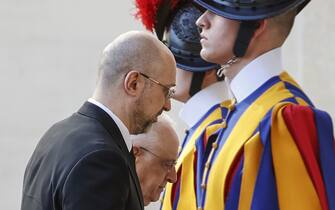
[200,49,213,63]
[201,49,223,65]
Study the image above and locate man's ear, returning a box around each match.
[124,71,145,96]
[253,19,267,39]
[132,145,141,157]
[246,20,268,53]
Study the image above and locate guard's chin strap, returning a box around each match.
[217,56,239,78]
[233,20,260,57]
[189,66,224,97]
[216,20,259,76]
[188,21,259,97]
[216,71,225,81]
[189,72,206,97]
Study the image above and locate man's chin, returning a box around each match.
[144,198,150,206]
[132,121,153,134]
[143,195,159,206]
[200,49,215,63]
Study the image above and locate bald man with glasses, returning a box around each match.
[21,31,176,210]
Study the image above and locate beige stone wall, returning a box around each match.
[283,0,335,117]
[0,0,333,209]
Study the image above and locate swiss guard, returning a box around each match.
[189,0,334,209]
[137,0,335,209]
[133,0,233,209]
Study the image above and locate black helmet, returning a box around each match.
[193,0,310,21]
[135,0,222,96]
[165,3,220,72]
[194,0,310,57]
[135,0,219,72]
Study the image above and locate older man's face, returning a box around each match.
[137,147,177,205]
[133,128,179,206]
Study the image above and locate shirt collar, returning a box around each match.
[229,47,283,103]
[88,98,132,152]
[179,81,231,128]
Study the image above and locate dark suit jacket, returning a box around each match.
[21,102,144,210]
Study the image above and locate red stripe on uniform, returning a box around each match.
[283,104,329,210]
[171,166,182,206]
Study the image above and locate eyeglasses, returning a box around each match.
[139,72,175,99]
[140,146,177,172]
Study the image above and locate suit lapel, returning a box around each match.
[129,150,145,208]
[78,102,144,209]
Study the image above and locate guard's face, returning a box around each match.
[196,10,240,64]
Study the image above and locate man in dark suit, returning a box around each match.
[21,31,176,210]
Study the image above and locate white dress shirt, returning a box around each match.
[88,98,132,152]
[179,81,231,128]
[229,47,284,103]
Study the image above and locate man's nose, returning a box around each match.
[196,13,206,29]
[196,10,209,30]
[166,167,177,183]
[163,98,171,111]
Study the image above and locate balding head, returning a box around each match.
[92,31,176,135]
[97,31,175,90]
[132,114,179,153]
[131,114,179,206]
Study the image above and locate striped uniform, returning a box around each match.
[162,72,335,210]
